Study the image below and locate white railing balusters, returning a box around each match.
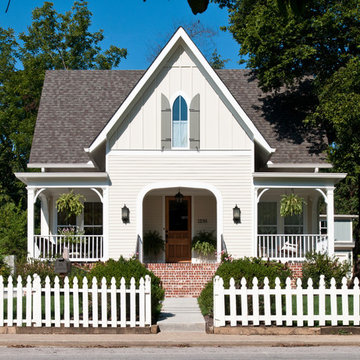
[257,234,328,261]
[214,275,360,327]
[33,235,104,261]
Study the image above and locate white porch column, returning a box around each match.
[253,187,258,257]
[102,187,109,260]
[27,187,35,259]
[39,193,50,236]
[327,187,335,256]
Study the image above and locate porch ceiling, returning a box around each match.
[145,187,214,197]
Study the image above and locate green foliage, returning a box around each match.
[0,256,11,279]
[87,257,165,320]
[56,191,85,220]
[198,257,292,316]
[0,1,127,206]
[192,231,216,256]
[143,230,164,256]
[0,197,27,258]
[209,49,229,69]
[280,193,305,217]
[302,252,351,288]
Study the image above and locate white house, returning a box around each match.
[15,28,347,266]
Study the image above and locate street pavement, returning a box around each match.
[1,346,360,359]
[0,333,360,348]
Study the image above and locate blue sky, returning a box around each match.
[0,0,243,69]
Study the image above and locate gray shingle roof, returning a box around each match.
[29,69,327,165]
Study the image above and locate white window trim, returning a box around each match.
[171,92,190,150]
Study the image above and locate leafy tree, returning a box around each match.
[0,1,127,206]
[213,0,360,261]
[208,49,229,69]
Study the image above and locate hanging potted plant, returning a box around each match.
[56,191,86,244]
[280,193,306,217]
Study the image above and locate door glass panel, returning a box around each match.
[169,200,188,231]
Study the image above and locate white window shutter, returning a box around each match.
[161,94,171,150]
[189,94,200,150]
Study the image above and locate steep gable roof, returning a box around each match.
[29,69,327,166]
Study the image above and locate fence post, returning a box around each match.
[229,278,236,326]
[7,276,13,327]
[341,277,349,326]
[33,275,42,327]
[120,277,126,327]
[0,276,3,327]
[64,277,70,327]
[26,275,32,327]
[101,277,107,328]
[296,278,303,327]
[264,277,271,326]
[54,276,60,327]
[285,277,292,326]
[130,277,136,327]
[145,275,151,326]
[82,277,89,327]
[275,277,282,326]
[354,278,359,326]
[307,278,314,327]
[92,277,98,327]
[241,277,248,326]
[111,277,117,328]
[139,277,145,327]
[15,276,22,327]
[330,277,337,326]
[73,277,79,327]
[319,275,326,326]
[45,276,51,327]
[252,277,259,326]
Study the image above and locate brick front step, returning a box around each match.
[146,263,219,298]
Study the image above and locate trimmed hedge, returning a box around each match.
[198,257,292,316]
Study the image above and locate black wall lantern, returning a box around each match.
[122,204,130,224]
[233,204,241,224]
[175,189,184,203]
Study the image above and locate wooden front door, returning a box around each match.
[165,196,191,262]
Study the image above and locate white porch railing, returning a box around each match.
[213,275,359,327]
[33,235,104,261]
[0,274,151,328]
[257,234,328,261]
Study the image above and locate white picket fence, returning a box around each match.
[0,275,151,328]
[213,275,360,327]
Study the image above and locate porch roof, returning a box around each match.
[15,172,109,187]
[253,172,346,188]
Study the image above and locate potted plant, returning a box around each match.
[192,230,217,263]
[143,230,164,262]
[280,193,306,217]
[56,191,86,245]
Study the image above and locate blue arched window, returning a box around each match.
[172,95,188,148]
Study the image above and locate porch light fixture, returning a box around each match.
[122,204,130,224]
[175,189,184,204]
[233,205,241,224]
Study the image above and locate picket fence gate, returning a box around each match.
[0,274,151,328]
[213,275,360,327]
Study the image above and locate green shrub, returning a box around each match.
[302,252,351,288]
[87,257,165,321]
[192,231,216,256]
[198,257,292,316]
[0,256,11,279]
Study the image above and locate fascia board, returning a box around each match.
[88,27,274,155]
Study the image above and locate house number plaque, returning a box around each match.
[197,219,208,224]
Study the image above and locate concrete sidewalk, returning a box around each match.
[0,333,360,348]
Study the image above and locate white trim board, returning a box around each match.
[87,27,274,156]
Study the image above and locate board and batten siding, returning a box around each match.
[108,45,253,151]
[107,153,253,260]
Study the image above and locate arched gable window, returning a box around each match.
[172,95,188,148]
